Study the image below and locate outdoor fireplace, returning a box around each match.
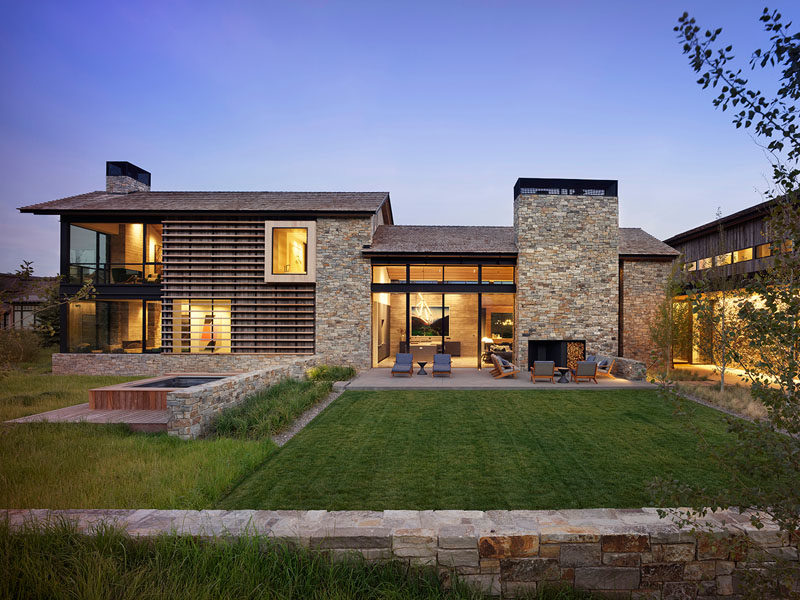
[527,340,586,371]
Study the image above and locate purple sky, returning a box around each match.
[0,0,794,275]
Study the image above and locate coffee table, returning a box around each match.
[556,367,570,383]
[417,361,428,375]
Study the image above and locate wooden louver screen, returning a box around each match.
[160,218,315,354]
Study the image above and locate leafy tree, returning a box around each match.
[648,261,690,375]
[651,9,800,598]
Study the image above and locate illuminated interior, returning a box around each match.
[68,222,162,284]
[172,299,231,353]
[272,228,308,274]
[67,300,160,353]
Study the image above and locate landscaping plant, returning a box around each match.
[651,10,800,597]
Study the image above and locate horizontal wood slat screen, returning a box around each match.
[161,219,315,354]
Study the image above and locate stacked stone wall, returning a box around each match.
[314,217,373,367]
[514,194,619,368]
[51,352,318,376]
[9,508,795,598]
[165,357,319,439]
[622,259,674,365]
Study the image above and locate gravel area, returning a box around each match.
[271,387,345,447]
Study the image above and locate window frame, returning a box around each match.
[265,220,316,283]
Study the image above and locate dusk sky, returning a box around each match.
[1,0,795,275]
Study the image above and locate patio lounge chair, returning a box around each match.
[432,353,452,377]
[597,358,616,378]
[391,353,413,377]
[571,361,598,384]
[530,360,556,383]
[490,354,520,379]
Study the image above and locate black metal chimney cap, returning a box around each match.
[106,161,151,186]
[514,178,618,198]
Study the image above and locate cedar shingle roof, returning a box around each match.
[619,228,679,257]
[18,191,390,214]
[365,225,679,257]
[365,225,517,254]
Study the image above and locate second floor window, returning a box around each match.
[68,223,162,284]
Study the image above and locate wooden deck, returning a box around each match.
[6,403,170,433]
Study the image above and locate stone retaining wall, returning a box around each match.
[6,507,795,598]
[166,357,319,439]
[51,352,316,376]
[594,354,647,381]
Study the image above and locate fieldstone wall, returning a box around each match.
[166,357,319,439]
[7,507,796,598]
[514,193,619,368]
[593,354,647,381]
[315,217,373,367]
[621,259,674,365]
[51,353,316,376]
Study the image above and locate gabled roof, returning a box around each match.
[364,225,517,255]
[619,228,679,257]
[365,225,679,257]
[18,191,391,215]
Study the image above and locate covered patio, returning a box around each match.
[347,368,655,390]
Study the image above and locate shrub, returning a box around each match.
[211,377,333,440]
[307,364,356,382]
[0,329,43,372]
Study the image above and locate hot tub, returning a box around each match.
[89,373,238,410]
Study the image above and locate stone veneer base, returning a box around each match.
[5,507,794,598]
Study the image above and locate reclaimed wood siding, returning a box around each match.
[675,216,771,277]
[160,218,315,354]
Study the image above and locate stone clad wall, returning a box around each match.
[8,508,795,598]
[514,193,619,368]
[314,217,373,367]
[51,353,315,376]
[166,357,319,439]
[621,259,674,365]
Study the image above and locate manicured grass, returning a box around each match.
[212,377,333,439]
[0,422,273,509]
[220,390,739,510]
[0,520,601,600]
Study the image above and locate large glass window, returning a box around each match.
[272,228,307,274]
[172,299,231,354]
[68,223,161,284]
[145,301,162,352]
[443,265,478,283]
[409,265,443,283]
[482,266,514,284]
[68,300,153,353]
[372,265,406,283]
[756,243,771,259]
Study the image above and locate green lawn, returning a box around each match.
[220,389,738,510]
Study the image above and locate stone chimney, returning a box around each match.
[513,178,619,368]
[106,161,151,193]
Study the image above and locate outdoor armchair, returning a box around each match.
[571,360,598,384]
[432,353,452,377]
[530,360,556,383]
[597,358,616,378]
[490,354,521,379]
[391,353,414,377]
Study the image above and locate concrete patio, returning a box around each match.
[347,368,655,390]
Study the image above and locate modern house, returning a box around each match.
[663,197,792,365]
[19,162,678,375]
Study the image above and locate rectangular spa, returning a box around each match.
[89,373,237,410]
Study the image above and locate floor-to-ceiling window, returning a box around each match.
[370,261,515,368]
